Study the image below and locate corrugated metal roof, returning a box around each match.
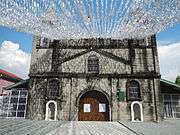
[0,69,22,80]
[5,79,29,90]
[160,79,180,90]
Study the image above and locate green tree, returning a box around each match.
[175,76,180,85]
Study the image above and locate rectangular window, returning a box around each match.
[18,105,26,111]
[88,56,99,73]
[19,98,26,104]
[20,91,28,97]
[12,91,19,96]
[17,111,25,117]
[0,90,28,118]
[84,104,91,112]
[10,97,18,103]
[99,103,106,112]
[163,94,180,118]
[38,37,53,48]
[8,111,16,117]
[40,37,49,47]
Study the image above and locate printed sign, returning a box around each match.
[99,103,106,112]
[84,104,91,112]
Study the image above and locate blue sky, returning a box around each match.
[156,23,180,44]
[0,24,180,80]
[0,24,179,53]
[0,26,33,53]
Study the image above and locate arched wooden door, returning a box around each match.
[78,90,110,121]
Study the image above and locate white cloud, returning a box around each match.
[0,40,179,81]
[158,42,180,81]
[0,41,31,79]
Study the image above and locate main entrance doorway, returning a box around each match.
[78,90,110,121]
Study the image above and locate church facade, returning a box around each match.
[27,36,163,122]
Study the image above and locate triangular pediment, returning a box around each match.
[58,49,130,65]
[61,50,131,74]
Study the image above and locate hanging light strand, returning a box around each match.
[0,0,179,39]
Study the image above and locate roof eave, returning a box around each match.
[160,79,180,90]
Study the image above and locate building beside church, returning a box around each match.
[161,79,180,118]
[0,69,22,95]
[0,69,27,117]
[26,35,164,122]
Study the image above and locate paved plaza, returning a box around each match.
[121,120,180,135]
[0,118,180,135]
[0,119,135,135]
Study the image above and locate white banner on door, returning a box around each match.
[84,104,91,112]
[99,103,106,112]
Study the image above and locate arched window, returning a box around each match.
[131,101,143,122]
[49,103,55,119]
[45,100,57,121]
[48,80,59,97]
[88,55,99,73]
[127,80,141,101]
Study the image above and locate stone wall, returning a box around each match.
[27,77,160,121]
[27,36,163,122]
[29,36,53,74]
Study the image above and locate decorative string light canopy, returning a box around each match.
[0,0,179,39]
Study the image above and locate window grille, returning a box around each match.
[163,94,180,118]
[88,55,99,73]
[0,89,28,118]
[48,80,59,97]
[127,81,141,101]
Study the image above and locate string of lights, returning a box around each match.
[0,0,179,39]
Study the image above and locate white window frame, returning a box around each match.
[163,94,180,119]
[1,89,28,118]
[45,100,57,121]
[131,101,143,122]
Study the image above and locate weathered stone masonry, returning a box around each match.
[27,36,163,121]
